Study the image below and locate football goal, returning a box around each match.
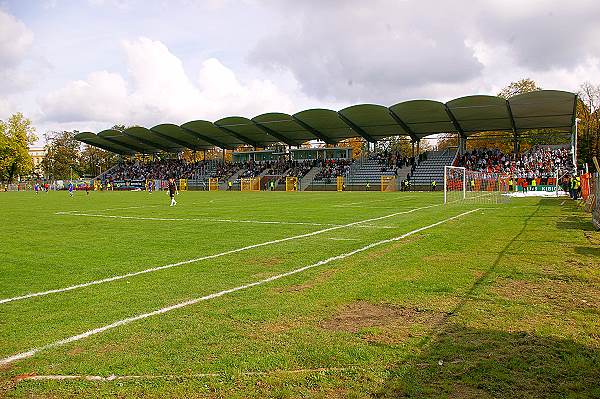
[381,176,397,192]
[240,177,261,192]
[286,176,298,192]
[444,166,508,205]
[208,178,219,191]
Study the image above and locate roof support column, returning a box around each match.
[459,134,467,155]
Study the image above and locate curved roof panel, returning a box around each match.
[389,100,456,138]
[180,120,243,149]
[338,104,406,142]
[215,116,281,147]
[508,90,576,132]
[75,132,136,155]
[124,126,183,152]
[252,112,319,145]
[98,129,160,153]
[446,95,513,134]
[293,109,356,143]
[150,124,214,150]
[77,90,577,153]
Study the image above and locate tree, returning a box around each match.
[497,78,541,100]
[338,137,366,159]
[577,82,600,171]
[79,144,119,177]
[41,131,81,180]
[0,113,37,182]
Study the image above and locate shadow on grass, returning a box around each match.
[556,215,596,231]
[375,324,600,398]
[376,203,600,397]
[574,246,600,257]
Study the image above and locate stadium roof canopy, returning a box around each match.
[75,90,577,154]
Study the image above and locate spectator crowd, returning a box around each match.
[456,145,573,179]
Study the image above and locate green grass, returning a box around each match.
[0,190,598,398]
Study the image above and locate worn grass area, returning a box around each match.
[0,190,598,398]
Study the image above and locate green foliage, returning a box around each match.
[79,145,118,177]
[497,78,542,99]
[41,131,82,179]
[0,113,37,182]
[577,82,600,171]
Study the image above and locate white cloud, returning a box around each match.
[0,8,36,95]
[0,8,33,67]
[39,37,321,129]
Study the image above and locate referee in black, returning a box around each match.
[168,177,178,206]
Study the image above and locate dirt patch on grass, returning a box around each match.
[251,256,286,267]
[67,347,84,356]
[584,231,600,245]
[321,301,445,344]
[275,269,337,293]
[448,383,494,399]
[493,278,600,310]
[365,235,423,260]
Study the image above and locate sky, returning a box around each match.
[1,0,599,146]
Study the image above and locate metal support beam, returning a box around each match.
[504,100,519,155]
[214,125,261,148]
[150,129,204,151]
[253,122,297,146]
[180,126,231,150]
[388,109,418,142]
[102,136,153,154]
[444,105,466,138]
[123,131,174,152]
[337,112,376,143]
[290,116,336,144]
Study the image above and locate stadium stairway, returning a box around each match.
[299,166,320,191]
[220,168,246,190]
[408,148,457,188]
[345,158,397,187]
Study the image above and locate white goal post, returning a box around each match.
[444,166,466,204]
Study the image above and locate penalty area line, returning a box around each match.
[0,208,479,366]
[2,204,440,305]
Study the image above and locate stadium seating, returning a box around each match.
[408,149,457,187]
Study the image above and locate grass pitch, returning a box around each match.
[0,190,598,398]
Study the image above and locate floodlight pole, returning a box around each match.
[572,118,579,172]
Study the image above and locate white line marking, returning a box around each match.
[55,212,397,229]
[57,205,159,214]
[2,204,439,305]
[560,200,566,205]
[0,209,478,366]
[17,367,353,381]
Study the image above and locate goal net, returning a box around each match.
[381,176,397,192]
[336,176,344,192]
[444,166,509,205]
[240,177,261,192]
[286,176,298,192]
[208,178,219,191]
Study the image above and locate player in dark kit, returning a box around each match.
[168,178,178,206]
